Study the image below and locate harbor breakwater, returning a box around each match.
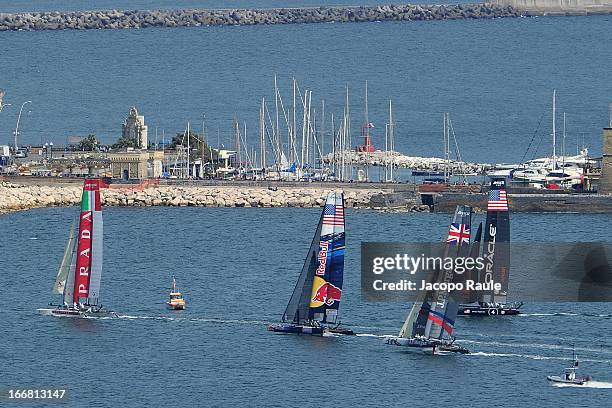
[0,4,522,31]
[0,182,423,214]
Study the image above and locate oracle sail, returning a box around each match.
[387,205,472,354]
[269,191,352,335]
[38,179,115,318]
[458,178,522,316]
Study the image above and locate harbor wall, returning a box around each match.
[425,191,612,213]
[0,181,423,214]
[0,4,522,32]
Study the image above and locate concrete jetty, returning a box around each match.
[423,190,612,213]
[0,4,522,32]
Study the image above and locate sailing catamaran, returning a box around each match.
[267,191,353,336]
[385,205,472,355]
[38,179,116,318]
[458,179,523,316]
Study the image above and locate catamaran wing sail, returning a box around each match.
[399,206,472,340]
[308,192,345,324]
[281,191,346,326]
[480,179,510,305]
[53,222,76,294]
[427,205,472,340]
[282,213,324,325]
[463,222,482,304]
[72,179,102,305]
[87,184,103,303]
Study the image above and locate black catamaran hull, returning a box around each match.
[37,305,118,318]
[385,336,470,355]
[326,326,355,335]
[267,323,324,336]
[458,304,522,316]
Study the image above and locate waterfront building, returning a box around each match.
[121,106,148,149]
[109,150,163,180]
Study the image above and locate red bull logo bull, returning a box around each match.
[310,276,342,307]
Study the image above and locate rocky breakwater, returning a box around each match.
[0,4,521,32]
[0,182,82,213]
[0,182,418,213]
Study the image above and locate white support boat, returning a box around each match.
[37,179,117,318]
[547,350,592,386]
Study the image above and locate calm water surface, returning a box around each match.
[1,207,611,406]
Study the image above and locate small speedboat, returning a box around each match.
[547,350,592,386]
[167,275,186,310]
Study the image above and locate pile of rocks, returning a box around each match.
[0,4,521,31]
[0,182,415,213]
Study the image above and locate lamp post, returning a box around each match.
[44,142,49,160]
[49,141,54,161]
[14,100,32,153]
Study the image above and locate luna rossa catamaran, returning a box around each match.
[268,191,353,336]
[38,179,116,318]
[458,178,522,316]
[385,205,472,354]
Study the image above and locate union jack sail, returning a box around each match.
[447,223,470,245]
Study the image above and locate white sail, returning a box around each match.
[87,210,103,302]
[63,239,77,305]
[399,293,428,338]
[52,222,75,294]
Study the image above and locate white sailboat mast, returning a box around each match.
[552,89,557,170]
[260,97,266,169]
[274,75,280,161]
[293,78,297,165]
[187,121,190,178]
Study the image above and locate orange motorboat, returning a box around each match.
[167,275,186,310]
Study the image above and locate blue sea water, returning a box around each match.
[1,6,612,406]
[1,207,611,407]
[0,10,611,163]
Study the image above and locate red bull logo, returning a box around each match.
[310,276,342,307]
[316,241,329,276]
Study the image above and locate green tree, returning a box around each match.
[112,136,137,150]
[171,130,218,162]
[79,134,99,151]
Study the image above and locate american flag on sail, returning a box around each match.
[322,204,344,226]
[447,223,470,245]
[488,189,508,211]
